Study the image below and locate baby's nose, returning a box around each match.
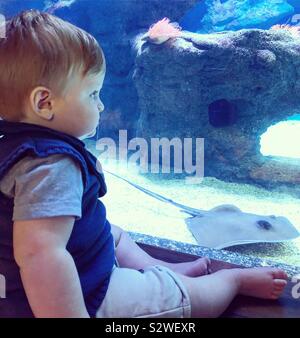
[98,101,104,112]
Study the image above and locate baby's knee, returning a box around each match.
[110,224,124,247]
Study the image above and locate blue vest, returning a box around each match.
[0,120,115,317]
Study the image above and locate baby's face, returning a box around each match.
[52,70,105,139]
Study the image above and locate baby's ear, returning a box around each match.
[30,87,54,121]
[37,90,51,109]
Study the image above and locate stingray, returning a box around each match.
[104,170,300,249]
[185,204,300,249]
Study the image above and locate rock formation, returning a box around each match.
[134,29,300,192]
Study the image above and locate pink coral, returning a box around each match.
[146,18,182,44]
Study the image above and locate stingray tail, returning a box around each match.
[104,169,203,217]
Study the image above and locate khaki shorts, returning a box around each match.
[96,263,192,318]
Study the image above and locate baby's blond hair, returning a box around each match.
[0,10,105,121]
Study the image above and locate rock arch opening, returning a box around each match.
[260,114,300,159]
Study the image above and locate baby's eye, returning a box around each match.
[90,91,99,100]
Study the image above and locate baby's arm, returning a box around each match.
[14,216,89,318]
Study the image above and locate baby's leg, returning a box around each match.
[176,267,288,317]
[111,224,211,276]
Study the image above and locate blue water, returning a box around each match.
[180,0,298,32]
[288,114,300,121]
[2,1,299,31]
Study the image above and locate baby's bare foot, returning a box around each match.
[169,257,212,277]
[236,267,288,300]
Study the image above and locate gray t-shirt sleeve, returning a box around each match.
[0,154,84,221]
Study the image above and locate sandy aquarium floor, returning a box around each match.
[85,140,300,268]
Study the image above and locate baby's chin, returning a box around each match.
[79,129,97,140]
